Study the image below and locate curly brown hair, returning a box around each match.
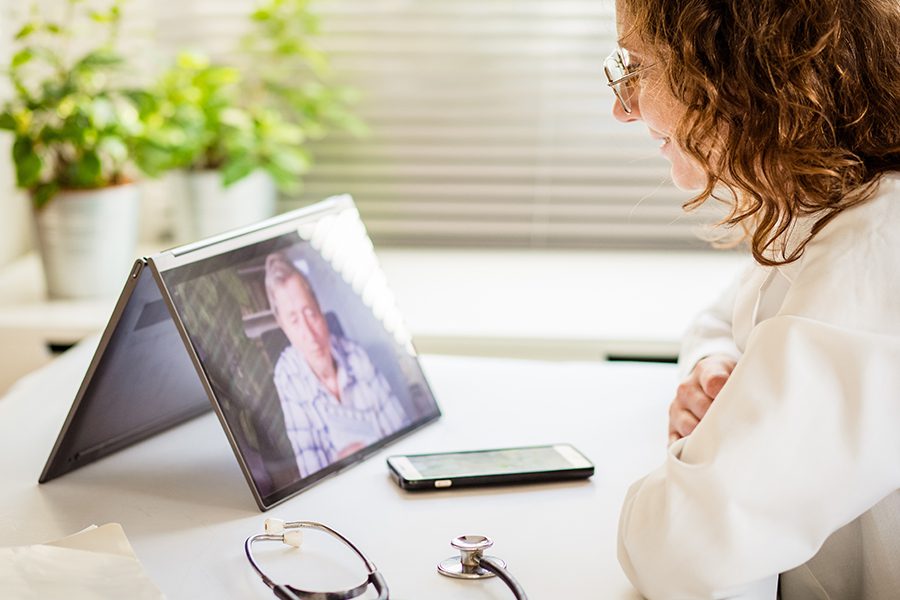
[620,0,900,265]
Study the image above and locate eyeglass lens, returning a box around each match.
[604,49,636,114]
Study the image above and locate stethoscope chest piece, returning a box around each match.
[437,534,507,580]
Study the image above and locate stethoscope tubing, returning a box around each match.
[245,520,388,600]
[478,556,529,600]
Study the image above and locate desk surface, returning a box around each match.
[0,339,676,599]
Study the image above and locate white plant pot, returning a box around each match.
[178,170,277,243]
[33,183,140,299]
[138,171,188,244]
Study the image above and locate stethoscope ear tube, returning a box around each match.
[246,520,389,600]
[369,572,390,600]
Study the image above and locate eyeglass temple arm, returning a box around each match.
[606,62,656,87]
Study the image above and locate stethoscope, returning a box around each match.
[245,519,529,600]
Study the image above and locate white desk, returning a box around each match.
[0,339,677,599]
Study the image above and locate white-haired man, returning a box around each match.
[265,251,410,478]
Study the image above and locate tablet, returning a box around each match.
[39,195,441,510]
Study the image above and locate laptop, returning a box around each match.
[39,195,441,510]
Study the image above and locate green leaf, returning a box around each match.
[114,99,141,135]
[11,76,32,103]
[219,107,252,130]
[0,113,16,131]
[32,182,59,209]
[12,136,30,160]
[134,144,175,177]
[268,147,310,177]
[16,154,43,188]
[264,162,302,193]
[221,158,256,187]
[122,89,157,114]
[89,8,119,24]
[196,65,239,88]
[56,111,92,145]
[268,121,305,145]
[71,151,102,187]
[73,49,124,71]
[14,23,37,41]
[11,49,34,69]
[98,136,127,164]
[12,138,43,188]
[40,79,71,104]
[175,51,210,71]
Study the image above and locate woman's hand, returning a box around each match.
[669,354,737,445]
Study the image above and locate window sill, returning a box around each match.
[0,246,745,393]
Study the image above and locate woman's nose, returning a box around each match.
[612,94,641,123]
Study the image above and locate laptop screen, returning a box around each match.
[158,200,440,508]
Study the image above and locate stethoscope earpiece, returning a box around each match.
[263,518,303,547]
[264,518,285,534]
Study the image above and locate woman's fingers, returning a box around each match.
[668,355,737,445]
[676,380,715,421]
[669,401,701,440]
[696,358,736,399]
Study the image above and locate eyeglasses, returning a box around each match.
[603,47,655,114]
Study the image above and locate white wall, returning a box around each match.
[0,2,32,267]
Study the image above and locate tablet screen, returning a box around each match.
[159,203,440,508]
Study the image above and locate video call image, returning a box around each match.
[163,229,439,503]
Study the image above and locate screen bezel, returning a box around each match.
[151,196,441,510]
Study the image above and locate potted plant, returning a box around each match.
[240,0,367,141]
[0,0,145,299]
[135,52,310,241]
[134,0,365,243]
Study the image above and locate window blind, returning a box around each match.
[291,1,716,249]
[28,0,725,249]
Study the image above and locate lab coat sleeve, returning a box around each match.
[618,315,900,599]
[677,263,750,380]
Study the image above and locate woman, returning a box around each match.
[608,0,900,598]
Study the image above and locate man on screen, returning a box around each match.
[264,252,410,478]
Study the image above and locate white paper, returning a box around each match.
[0,523,164,600]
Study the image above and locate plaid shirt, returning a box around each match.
[273,334,410,478]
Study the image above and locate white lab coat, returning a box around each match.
[618,173,900,600]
